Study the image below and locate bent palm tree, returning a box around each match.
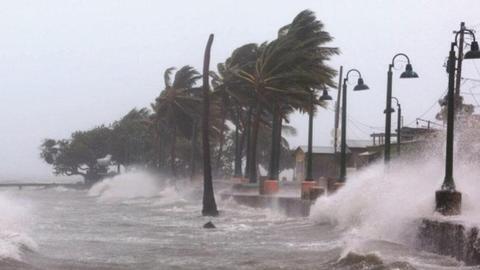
[151,66,202,177]
[235,10,339,183]
[210,44,258,178]
[202,34,219,217]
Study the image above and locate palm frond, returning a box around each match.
[164,67,176,89]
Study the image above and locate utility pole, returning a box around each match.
[339,69,369,182]
[334,66,343,178]
[334,66,343,154]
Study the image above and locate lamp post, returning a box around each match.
[436,23,480,215]
[339,69,369,183]
[301,88,332,199]
[305,90,315,182]
[391,97,402,156]
[384,54,418,164]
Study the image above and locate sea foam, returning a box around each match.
[310,137,480,249]
[0,192,36,260]
[88,171,164,201]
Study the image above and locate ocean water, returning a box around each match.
[0,167,478,270]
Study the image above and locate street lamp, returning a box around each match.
[436,23,480,215]
[391,97,402,156]
[305,89,316,183]
[464,40,480,59]
[339,69,369,183]
[384,53,418,164]
[302,87,332,199]
[320,88,333,101]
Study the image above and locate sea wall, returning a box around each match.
[417,218,480,265]
[220,193,311,217]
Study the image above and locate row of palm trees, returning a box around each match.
[149,10,339,215]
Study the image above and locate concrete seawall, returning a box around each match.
[220,193,311,217]
[417,218,480,265]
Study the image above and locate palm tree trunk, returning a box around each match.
[215,100,227,173]
[158,141,164,170]
[306,94,314,181]
[233,109,242,177]
[156,128,164,170]
[244,106,252,179]
[238,112,246,177]
[274,116,282,180]
[201,34,218,216]
[248,98,261,183]
[190,121,198,180]
[268,102,279,180]
[171,125,177,177]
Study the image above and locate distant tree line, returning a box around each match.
[40,10,339,187]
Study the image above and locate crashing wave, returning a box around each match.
[88,171,164,201]
[0,193,36,261]
[88,171,188,207]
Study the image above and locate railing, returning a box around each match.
[0,183,86,190]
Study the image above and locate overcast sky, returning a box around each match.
[1,0,480,180]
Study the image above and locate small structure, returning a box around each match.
[399,126,439,142]
[346,140,376,168]
[293,140,374,182]
[368,127,441,158]
[293,146,340,181]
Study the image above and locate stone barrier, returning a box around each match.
[220,193,311,217]
[417,218,480,265]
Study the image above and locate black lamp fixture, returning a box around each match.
[464,41,480,59]
[384,107,395,113]
[353,78,369,91]
[319,88,333,101]
[400,63,419,78]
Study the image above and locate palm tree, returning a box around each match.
[202,34,219,217]
[110,108,152,171]
[151,66,202,177]
[235,10,339,184]
[147,110,169,171]
[190,120,199,180]
[210,44,258,178]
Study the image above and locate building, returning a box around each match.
[292,125,449,182]
[293,140,374,181]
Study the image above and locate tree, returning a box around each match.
[202,34,219,217]
[151,66,202,177]
[110,108,153,172]
[235,10,338,183]
[39,10,339,188]
[210,44,259,178]
[40,126,114,185]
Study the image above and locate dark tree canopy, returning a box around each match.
[40,126,113,185]
[110,108,153,169]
